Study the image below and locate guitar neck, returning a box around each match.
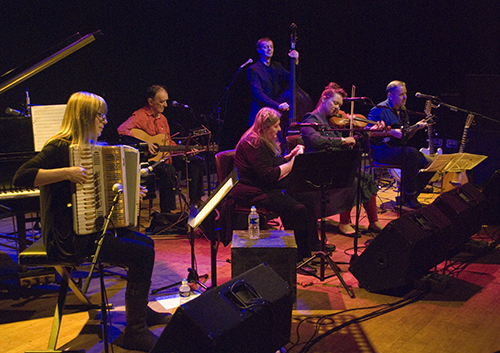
[427,125,435,154]
[459,128,468,153]
[459,114,474,154]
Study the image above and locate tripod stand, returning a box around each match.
[289,150,360,298]
[150,221,208,295]
[151,168,239,294]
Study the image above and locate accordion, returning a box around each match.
[69,144,140,235]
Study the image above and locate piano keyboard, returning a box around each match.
[0,188,40,200]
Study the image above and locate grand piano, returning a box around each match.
[0,31,101,252]
[0,127,40,252]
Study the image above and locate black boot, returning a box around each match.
[114,281,158,352]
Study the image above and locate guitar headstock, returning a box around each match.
[424,100,432,117]
[423,100,436,125]
[290,23,297,49]
[465,113,475,129]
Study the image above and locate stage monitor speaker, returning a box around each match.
[349,183,486,293]
[480,170,500,225]
[349,204,452,293]
[150,263,293,353]
[431,182,485,247]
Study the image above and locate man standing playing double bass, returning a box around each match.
[247,37,299,127]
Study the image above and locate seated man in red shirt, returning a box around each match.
[118,85,205,212]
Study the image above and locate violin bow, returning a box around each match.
[349,85,356,137]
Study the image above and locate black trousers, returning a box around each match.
[77,228,155,284]
[372,143,431,198]
[146,155,206,213]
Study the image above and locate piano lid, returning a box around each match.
[0,30,102,96]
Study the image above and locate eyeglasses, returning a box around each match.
[96,113,107,123]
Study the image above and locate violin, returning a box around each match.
[330,110,378,129]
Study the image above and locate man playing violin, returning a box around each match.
[367,80,432,210]
[247,37,299,126]
[301,82,384,236]
[118,85,205,212]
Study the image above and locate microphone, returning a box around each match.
[290,122,322,129]
[343,97,368,102]
[238,58,253,70]
[111,182,123,207]
[171,101,191,109]
[112,183,123,194]
[140,165,153,178]
[415,92,440,100]
[5,107,22,116]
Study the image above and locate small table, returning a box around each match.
[231,230,297,300]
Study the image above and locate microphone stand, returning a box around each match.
[398,107,410,214]
[420,98,498,125]
[82,187,123,353]
[209,64,247,147]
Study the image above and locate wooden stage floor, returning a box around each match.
[1,176,500,353]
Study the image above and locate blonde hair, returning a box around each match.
[238,107,281,156]
[47,91,107,149]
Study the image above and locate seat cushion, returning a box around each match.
[19,237,79,267]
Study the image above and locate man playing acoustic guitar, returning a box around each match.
[118,85,205,213]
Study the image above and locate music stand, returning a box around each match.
[420,153,487,192]
[288,149,360,298]
[152,168,239,294]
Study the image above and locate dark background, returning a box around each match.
[1,1,500,183]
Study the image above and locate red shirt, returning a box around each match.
[117,106,171,138]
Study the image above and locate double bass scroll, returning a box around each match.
[279,24,313,138]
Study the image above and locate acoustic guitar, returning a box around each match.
[441,113,474,191]
[419,100,443,156]
[130,128,217,162]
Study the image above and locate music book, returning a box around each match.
[420,153,487,174]
[188,168,239,229]
[31,104,66,151]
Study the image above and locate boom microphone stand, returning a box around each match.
[82,183,124,353]
[209,58,253,148]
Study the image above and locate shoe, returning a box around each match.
[297,263,317,276]
[395,196,422,210]
[338,223,355,235]
[338,223,361,238]
[403,197,422,210]
[368,222,384,234]
[310,242,336,252]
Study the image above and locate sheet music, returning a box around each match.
[420,153,487,173]
[31,104,66,151]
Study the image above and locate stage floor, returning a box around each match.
[1,175,500,353]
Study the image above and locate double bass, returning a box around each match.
[278,24,313,152]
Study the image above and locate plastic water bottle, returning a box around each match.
[179,279,190,304]
[248,206,260,239]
